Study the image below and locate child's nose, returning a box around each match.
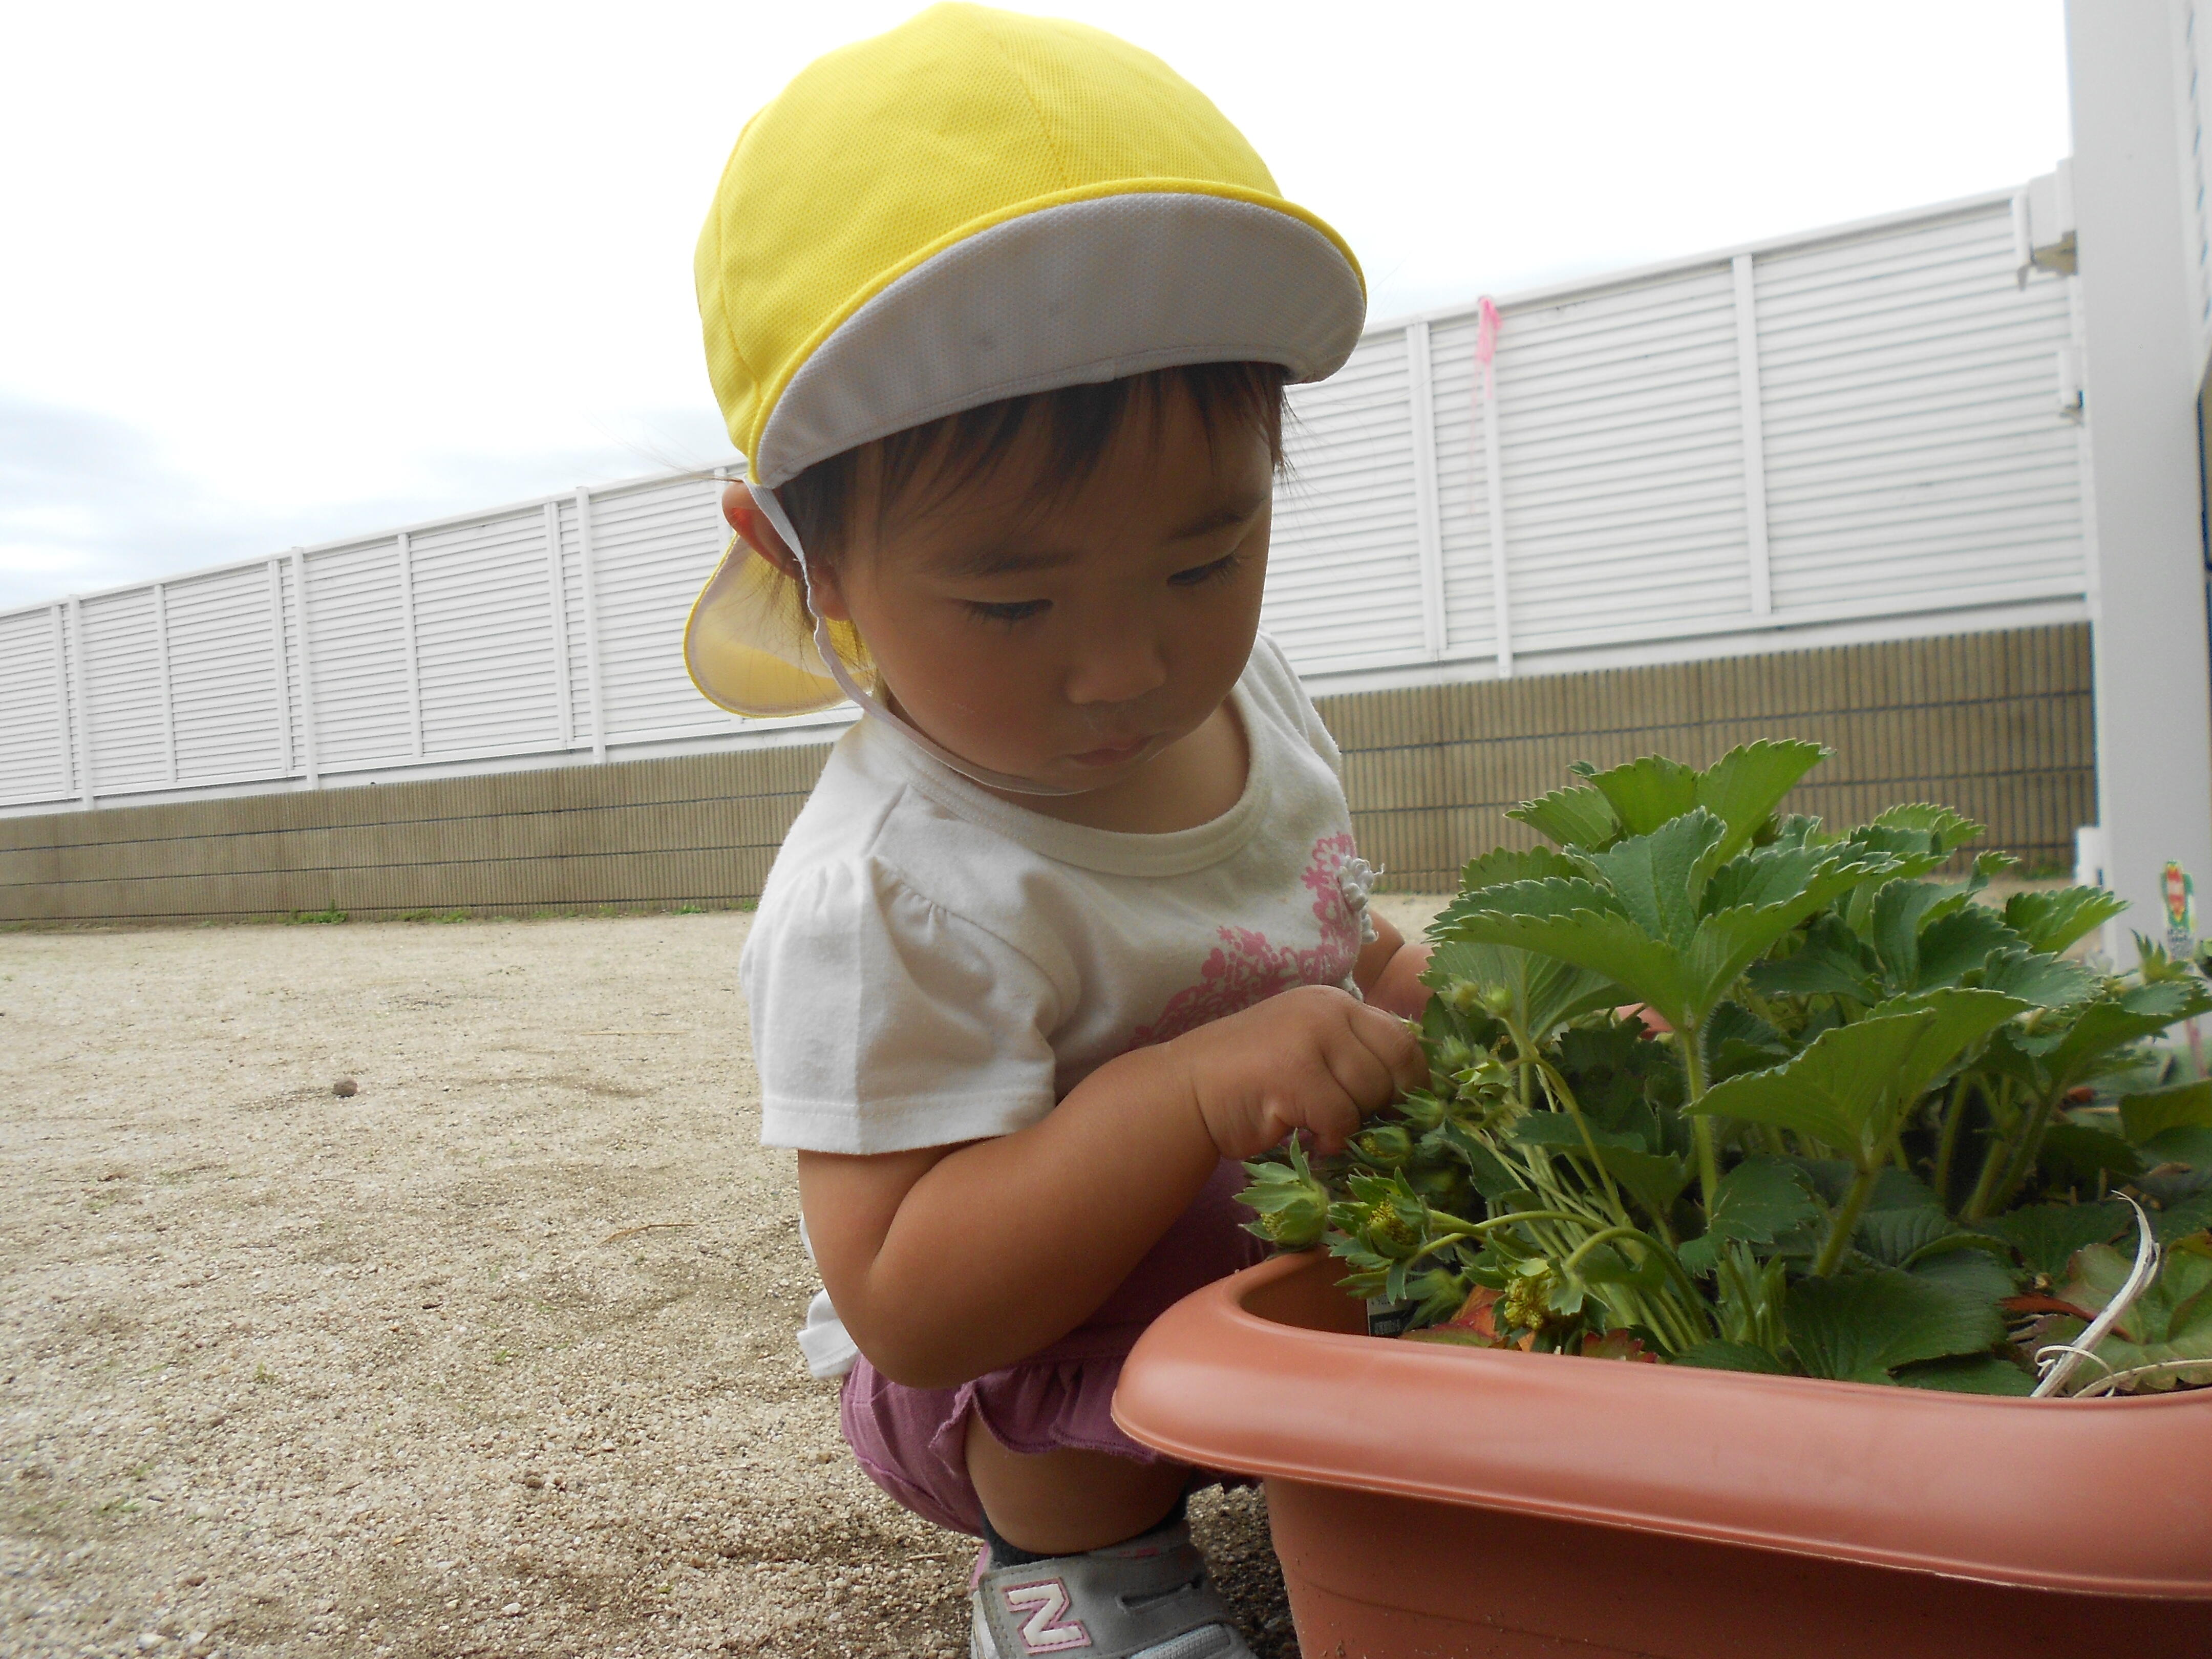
[1063,628,1169,706]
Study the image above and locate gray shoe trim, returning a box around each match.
[971,1521,1238,1659]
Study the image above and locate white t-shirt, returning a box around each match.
[740,633,1376,1374]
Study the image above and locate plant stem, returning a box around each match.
[1558,1224,1708,1307]
[1986,1092,2061,1217]
[1960,1079,2022,1222]
[1680,1022,1720,1219]
[1526,1049,1629,1220]
[1930,1073,1973,1205]
[1810,1162,1882,1277]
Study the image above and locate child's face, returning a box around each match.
[790,389,1273,796]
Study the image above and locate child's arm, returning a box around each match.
[1353,910,1433,1022]
[798,984,1426,1390]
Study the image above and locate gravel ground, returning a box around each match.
[1,898,1445,1659]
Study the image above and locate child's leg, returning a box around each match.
[964,1414,1188,1557]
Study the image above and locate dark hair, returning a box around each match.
[775,359,1290,566]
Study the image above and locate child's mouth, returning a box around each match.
[1068,736,1150,768]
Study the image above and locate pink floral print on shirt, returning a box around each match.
[1128,834,1369,1048]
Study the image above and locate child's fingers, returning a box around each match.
[1348,999,1430,1094]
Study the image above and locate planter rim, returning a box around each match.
[1113,1251,2212,1600]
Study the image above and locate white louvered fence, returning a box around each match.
[1,188,2086,815]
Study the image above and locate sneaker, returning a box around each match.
[967,1518,1255,1659]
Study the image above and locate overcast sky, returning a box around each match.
[0,2,2070,611]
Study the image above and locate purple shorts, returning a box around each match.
[839,1159,1268,1536]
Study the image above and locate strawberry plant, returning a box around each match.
[1240,742,2212,1395]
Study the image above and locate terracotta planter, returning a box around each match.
[1114,1251,2212,1659]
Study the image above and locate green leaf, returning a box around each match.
[1974,948,2097,1008]
[1682,852,1907,1022]
[1784,1268,2005,1384]
[1984,1201,2133,1279]
[1852,1207,1995,1270]
[1870,878,1952,990]
[1423,941,1619,1044]
[1591,1145,1692,1225]
[2142,1125,2212,1171]
[1674,1339,1787,1374]
[1587,810,1729,949]
[2036,1123,2145,1185]
[1688,1012,1938,1162]
[1869,802,1985,855]
[1433,884,1695,1030]
[1893,1354,2037,1395]
[1862,987,2029,1112]
[1912,906,2031,991]
[2005,886,2129,955]
[1908,1244,2020,1305]
[2155,1190,2212,1245]
[1706,1156,1823,1246]
[1450,845,1589,901]
[1508,784,1619,851]
[1580,754,1700,839]
[2119,1079,2212,1147]
[1692,740,1831,859]
[1746,920,1878,1003]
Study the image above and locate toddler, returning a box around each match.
[684,9,1432,1655]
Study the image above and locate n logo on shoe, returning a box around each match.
[1003,1578,1091,1653]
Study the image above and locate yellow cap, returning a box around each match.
[685,2,1366,718]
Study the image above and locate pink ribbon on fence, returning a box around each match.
[1473,295,1501,405]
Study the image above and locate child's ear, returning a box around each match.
[720,480,854,622]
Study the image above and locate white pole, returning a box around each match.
[2067,0,2212,958]
[48,604,72,802]
[290,549,320,789]
[1732,253,1775,619]
[65,597,94,808]
[1405,320,1448,660]
[576,488,608,763]
[1482,351,1514,678]
[396,530,424,759]
[152,582,178,785]
[266,559,292,776]
[544,500,573,750]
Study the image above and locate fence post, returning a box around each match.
[266,559,292,776]
[1732,252,1775,618]
[1405,319,1448,660]
[397,530,424,759]
[1481,331,1514,678]
[49,604,73,802]
[290,549,320,789]
[65,597,94,807]
[575,488,608,762]
[543,501,574,750]
[152,582,178,785]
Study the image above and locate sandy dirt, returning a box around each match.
[1,898,1446,1659]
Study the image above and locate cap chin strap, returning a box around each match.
[747,481,1099,798]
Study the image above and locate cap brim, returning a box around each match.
[683,535,858,718]
[752,187,1365,486]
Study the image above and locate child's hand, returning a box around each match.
[1166,984,1427,1162]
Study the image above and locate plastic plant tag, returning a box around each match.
[1366,1297,1419,1338]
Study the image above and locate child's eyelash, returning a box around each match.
[965,599,1049,627]
[1169,553,1243,588]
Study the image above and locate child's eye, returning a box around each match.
[964,598,1050,627]
[1168,553,1243,588]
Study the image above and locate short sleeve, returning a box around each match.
[1249,632,1343,778]
[741,857,1064,1154]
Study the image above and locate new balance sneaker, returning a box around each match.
[967,1518,1256,1659]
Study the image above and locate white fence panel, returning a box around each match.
[412,508,565,759]
[1755,205,2084,617]
[1490,265,1752,654]
[79,588,169,793]
[304,539,414,770]
[590,476,736,744]
[1264,328,1430,672]
[1431,311,1499,662]
[0,609,69,803]
[0,188,2094,816]
[167,563,287,785]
